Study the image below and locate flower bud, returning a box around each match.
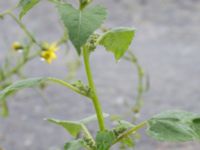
[12,42,23,51]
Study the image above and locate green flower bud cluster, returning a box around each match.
[112,126,127,137]
[83,136,97,150]
[86,33,100,52]
[72,80,92,97]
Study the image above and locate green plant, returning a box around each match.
[1,0,200,150]
[0,0,82,117]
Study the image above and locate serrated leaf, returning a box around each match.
[96,131,116,150]
[64,139,85,150]
[53,1,107,54]
[147,110,200,142]
[18,0,40,19]
[98,28,135,60]
[48,119,82,137]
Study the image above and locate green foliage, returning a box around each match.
[18,0,40,19]
[79,0,93,10]
[48,113,109,137]
[119,137,135,150]
[64,139,86,150]
[0,77,96,102]
[147,110,200,142]
[98,28,135,60]
[72,80,91,97]
[47,119,83,137]
[0,77,46,101]
[123,51,148,117]
[52,1,107,54]
[1,0,200,150]
[96,131,116,150]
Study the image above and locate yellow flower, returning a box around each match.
[12,42,23,51]
[40,42,59,64]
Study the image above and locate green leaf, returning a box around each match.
[47,113,109,137]
[18,0,40,19]
[53,1,107,54]
[96,131,116,150]
[64,139,85,150]
[147,110,200,142]
[47,119,82,137]
[98,28,135,60]
[0,77,47,101]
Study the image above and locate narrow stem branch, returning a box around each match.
[47,77,90,98]
[83,46,105,131]
[5,51,39,78]
[113,121,147,144]
[0,5,17,17]
[8,12,37,44]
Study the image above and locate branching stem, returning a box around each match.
[113,121,147,144]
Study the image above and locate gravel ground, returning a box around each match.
[0,0,200,150]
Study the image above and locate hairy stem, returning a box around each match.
[83,46,105,131]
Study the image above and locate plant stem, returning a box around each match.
[8,12,37,44]
[83,46,105,131]
[5,51,39,78]
[48,77,90,98]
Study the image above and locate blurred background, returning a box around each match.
[0,0,200,149]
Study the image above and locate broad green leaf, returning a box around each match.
[98,27,135,60]
[64,139,85,150]
[47,113,109,137]
[0,77,47,101]
[18,0,40,19]
[147,110,200,142]
[53,1,107,54]
[96,131,116,150]
[47,119,82,137]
